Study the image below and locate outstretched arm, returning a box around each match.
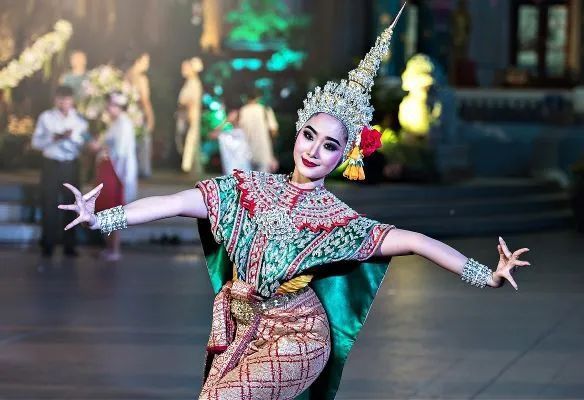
[58,183,208,231]
[374,229,530,289]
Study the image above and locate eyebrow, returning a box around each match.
[305,125,342,146]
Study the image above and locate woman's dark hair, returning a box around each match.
[55,85,74,98]
[247,88,263,101]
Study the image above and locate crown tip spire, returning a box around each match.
[390,2,407,30]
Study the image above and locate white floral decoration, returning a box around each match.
[77,65,145,132]
[0,20,73,90]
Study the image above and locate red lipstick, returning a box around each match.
[301,157,318,168]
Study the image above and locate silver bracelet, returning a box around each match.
[96,206,127,236]
[461,258,492,288]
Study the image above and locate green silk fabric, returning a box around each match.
[198,218,391,400]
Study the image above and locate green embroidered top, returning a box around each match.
[197,169,393,297]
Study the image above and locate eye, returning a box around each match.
[303,130,313,140]
[324,142,339,152]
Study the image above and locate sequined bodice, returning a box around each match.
[197,170,393,297]
[237,171,361,239]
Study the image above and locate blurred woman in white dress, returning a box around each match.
[177,57,204,179]
[92,92,138,261]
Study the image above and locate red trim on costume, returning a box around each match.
[355,224,395,260]
[233,169,257,216]
[233,169,361,234]
[207,345,229,354]
[196,179,221,241]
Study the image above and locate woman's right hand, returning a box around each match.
[58,183,103,231]
[97,149,110,162]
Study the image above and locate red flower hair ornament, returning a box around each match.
[343,126,382,181]
[360,126,382,157]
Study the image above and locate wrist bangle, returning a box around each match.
[95,206,127,236]
[461,258,493,288]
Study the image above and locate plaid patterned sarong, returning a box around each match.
[200,280,331,399]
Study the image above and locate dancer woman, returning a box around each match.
[59,7,530,399]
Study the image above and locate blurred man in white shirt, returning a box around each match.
[31,85,89,258]
[238,89,279,173]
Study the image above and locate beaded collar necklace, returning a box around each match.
[233,169,360,241]
[253,173,324,241]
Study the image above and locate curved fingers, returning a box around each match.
[63,183,82,201]
[58,204,78,211]
[513,260,531,267]
[497,245,506,261]
[498,237,512,258]
[64,215,85,231]
[503,271,518,291]
[83,183,103,201]
[512,248,530,260]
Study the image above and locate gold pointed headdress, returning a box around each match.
[296,3,406,180]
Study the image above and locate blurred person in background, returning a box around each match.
[31,85,89,259]
[125,52,155,178]
[0,90,11,132]
[60,50,93,183]
[177,57,204,179]
[238,88,279,172]
[59,50,89,101]
[89,91,138,262]
[211,108,252,174]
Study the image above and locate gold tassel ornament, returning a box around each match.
[343,145,365,181]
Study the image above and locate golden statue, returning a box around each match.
[399,54,441,138]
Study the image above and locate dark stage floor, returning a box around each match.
[1,230,583,399]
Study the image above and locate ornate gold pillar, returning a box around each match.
[569,0,581,76]
[105,0,117,35]
[200,0,223,53]
[26,0,36,15]
[76,0,87,18]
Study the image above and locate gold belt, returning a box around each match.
[231,264,314,295]
[230,287,309,325]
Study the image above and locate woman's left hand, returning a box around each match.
[87,139,101,154]
[491,236,531,290]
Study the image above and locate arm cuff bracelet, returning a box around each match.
[461,258,492,288]
[96,206,127,236]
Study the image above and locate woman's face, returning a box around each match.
[293,113,347,180]
[70,51,86,70]
[136,54,150,73]
[106,101,122,118]
[181,61,191,78]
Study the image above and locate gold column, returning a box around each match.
[26,0,36,15]
[76,0,87,18]
[106,0,117,35]
[200,0,223,54]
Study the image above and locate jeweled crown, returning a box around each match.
[296,3,406,160]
